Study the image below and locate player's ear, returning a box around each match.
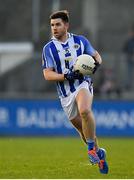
[65,22,69,29]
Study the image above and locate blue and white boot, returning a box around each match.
[97,148,109,174]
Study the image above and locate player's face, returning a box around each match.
[50,18,69,40]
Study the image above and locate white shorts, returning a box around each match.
[60,81,93,120]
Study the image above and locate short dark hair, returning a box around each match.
[50,10,69,23]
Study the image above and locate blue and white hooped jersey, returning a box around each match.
[42,33,96,98]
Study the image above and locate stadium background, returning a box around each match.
[0,0,134,178]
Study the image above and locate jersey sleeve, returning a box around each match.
[79,35,96,56]
[42,44,54,69]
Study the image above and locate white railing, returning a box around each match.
[0,42,34,75]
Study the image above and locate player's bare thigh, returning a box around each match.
[70,88,93,127]
[76,88,93,114]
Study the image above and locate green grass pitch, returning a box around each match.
[0,137,134,178]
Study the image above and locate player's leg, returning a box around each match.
[75,88,100,164]
[60,86,108,173]
[70,115,99,150]
[70,115,108,173]
[76,88,95,141]
[70,115,87,145]
[75,88,109,173]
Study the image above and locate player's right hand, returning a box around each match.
[64,69,83,81]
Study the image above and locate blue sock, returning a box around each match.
[87,139,95,151]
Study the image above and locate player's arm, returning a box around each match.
[42,46,64,81]
[43,68,83,81]
[91,51,102,74]
[92,50,102,65]
[43,68,64,81]
[80,36,102,73]
[80,35,102,65]
[42,45,83,82]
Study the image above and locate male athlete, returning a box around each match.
[42,10,108,174]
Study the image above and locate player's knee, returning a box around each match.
[80,108,91,120]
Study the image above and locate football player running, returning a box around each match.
[42,10,108,174]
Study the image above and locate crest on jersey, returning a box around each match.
[74,43,80,50]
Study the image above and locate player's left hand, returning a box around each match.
[92,61,100,74]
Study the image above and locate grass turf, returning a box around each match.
[0,137,134,178]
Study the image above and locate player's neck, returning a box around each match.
[58,32,69,43]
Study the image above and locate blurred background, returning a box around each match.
[0,0,134,136]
